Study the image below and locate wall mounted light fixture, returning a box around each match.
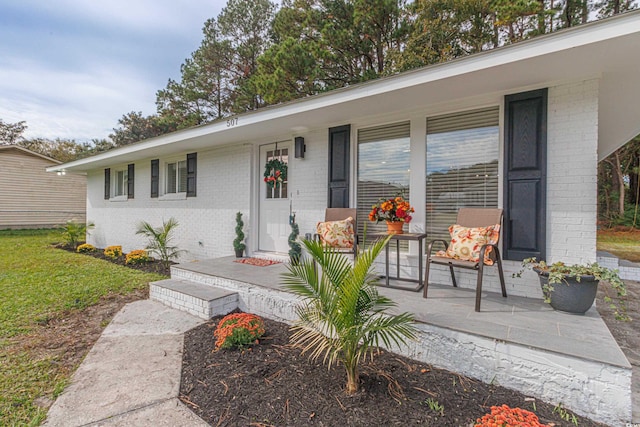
[294,136,305,158]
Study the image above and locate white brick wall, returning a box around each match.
[87,144,252,261]
[286,128,329,238]
[427,79,600,299]
[546,79,599,265]
[86,79,601,300]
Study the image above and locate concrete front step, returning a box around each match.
[150,279,239,319]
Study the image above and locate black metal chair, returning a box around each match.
[423,208,507,312]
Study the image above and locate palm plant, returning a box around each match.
[282,236,417,394]
[135,217,184,269]
[59,220,95,249]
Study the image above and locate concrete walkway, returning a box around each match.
[43,300,207,427]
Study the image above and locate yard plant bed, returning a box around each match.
[180,317,605,427]
[60,244,173,276]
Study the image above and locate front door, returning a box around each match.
[259,143,290,253]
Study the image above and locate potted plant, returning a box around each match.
[233,212,246,258]
[368,195,415,234]
[288,220,302,265]
[518,257,628,318]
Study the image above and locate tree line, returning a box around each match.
[1,0,637,225]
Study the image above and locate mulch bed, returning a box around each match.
[57,244,173,276]
[180,316,606,427]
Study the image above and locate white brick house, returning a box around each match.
[49,12,640,300]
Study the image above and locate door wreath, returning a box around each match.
[263,158,287,189]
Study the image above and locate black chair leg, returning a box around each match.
[448,264,457,287]
[494,247,507,298]
[475,262,484,312]
[423,259,431,299]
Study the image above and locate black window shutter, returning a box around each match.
[328,125,350,208]
[186,152,197,197]
[150,159,159,198]
[127,163,135,199]
[104,168,110,200]
[503,89,547,261]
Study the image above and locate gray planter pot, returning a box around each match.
[234,249,244,258]
[536,270,599,314]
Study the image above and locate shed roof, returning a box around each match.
[1,145,62,164]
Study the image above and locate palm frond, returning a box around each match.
[282,233,416,394]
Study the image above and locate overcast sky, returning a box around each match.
[0,0,227,142]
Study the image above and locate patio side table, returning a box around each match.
[369,232,428,291]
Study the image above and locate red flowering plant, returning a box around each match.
[368,195,415,223]
[475,405,550,427]
[214,313,266,350]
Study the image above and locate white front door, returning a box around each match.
[259,143,290,253]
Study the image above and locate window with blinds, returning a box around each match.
[357,122,411,245]
[166,160,187,194]
[426,107,500,242]
[115,169,128,197]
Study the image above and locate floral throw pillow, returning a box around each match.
[316,217,355,249]
[437,224,500,265]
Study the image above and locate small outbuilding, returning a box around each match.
[0,145,86,229]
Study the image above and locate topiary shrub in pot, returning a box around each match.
[288,221,302,265]
[233,212,246,258]
[518,258,628,319]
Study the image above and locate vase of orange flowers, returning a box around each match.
[368,195,415,234]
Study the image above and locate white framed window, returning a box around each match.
[357,121,411,247]
[426,107,500,242]
[166,160,187,194]
[114,169,128,197]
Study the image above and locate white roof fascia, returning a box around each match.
[47,10,640,173]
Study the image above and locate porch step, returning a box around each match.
[150,278,239,319]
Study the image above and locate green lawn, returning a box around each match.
[0,229,164,426]
[597,228,640,263]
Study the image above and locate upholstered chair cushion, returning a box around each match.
[316,217,355,248]
[437,224,500,265]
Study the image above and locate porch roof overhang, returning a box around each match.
[48,10,640,174]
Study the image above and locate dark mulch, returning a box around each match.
[57,244,173,276]
[180,317,606,427]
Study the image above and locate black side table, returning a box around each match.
[370,232,428,291]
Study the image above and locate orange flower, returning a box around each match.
[214,313,265,350]
[369,195,415,224]
[475,405,550,427]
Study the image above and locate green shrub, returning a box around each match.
[233,212,246,252]
[136,218,184,269]
[59,220,95,249]
[282,237,417,394]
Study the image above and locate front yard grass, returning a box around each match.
[597,227,640,263]
[0,229,164,426]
